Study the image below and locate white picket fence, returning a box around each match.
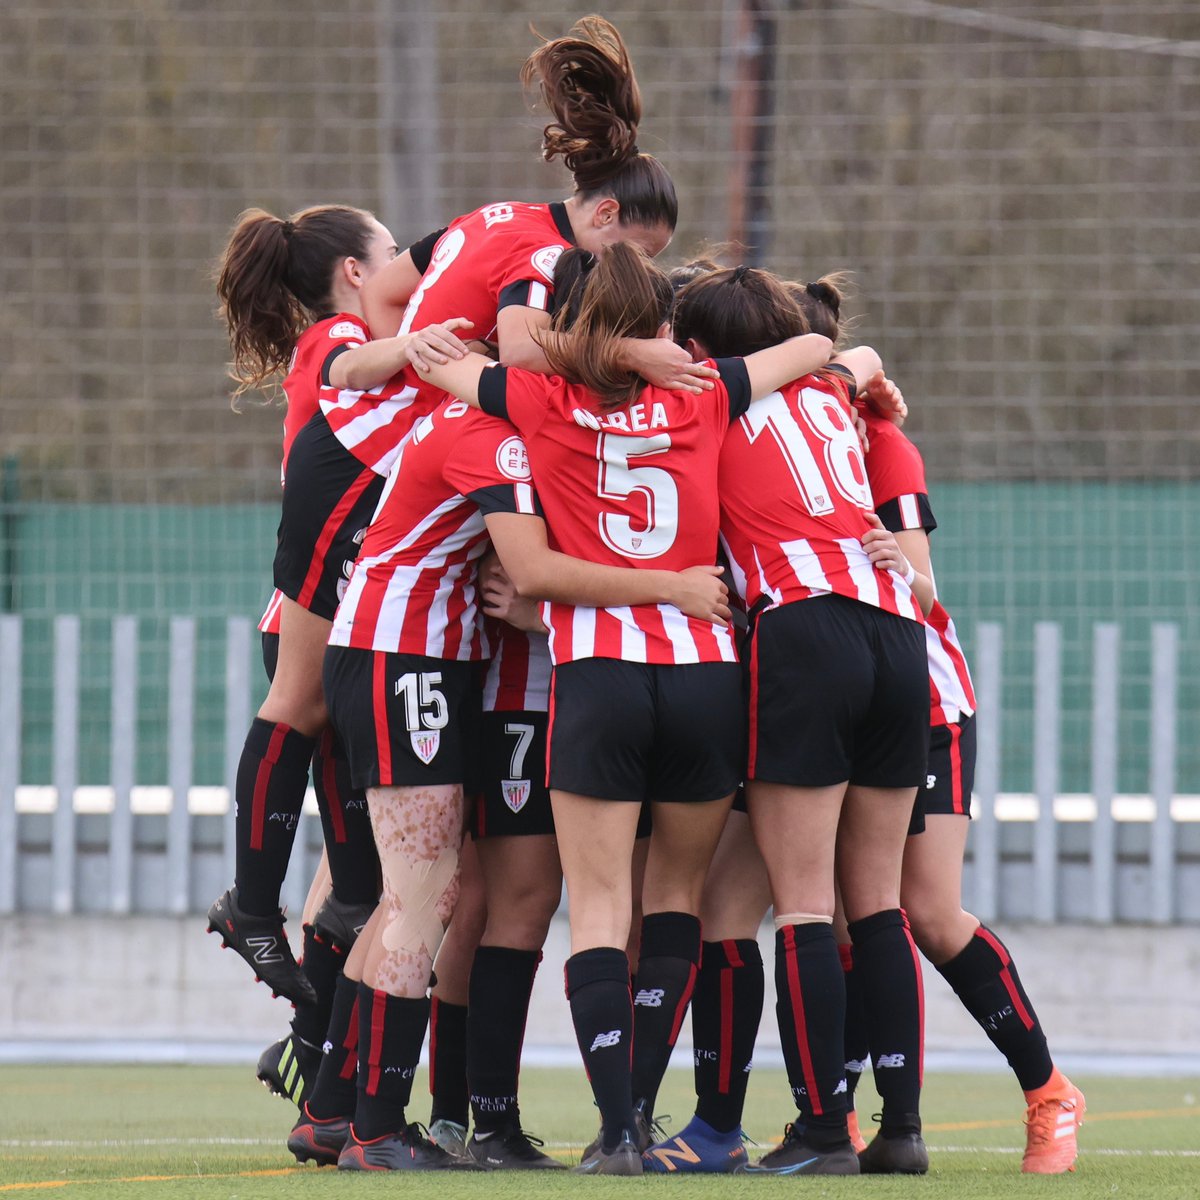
[0,615,1196,922]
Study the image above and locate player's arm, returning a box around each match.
[742,334,835,400]
[361,226,448,336]
[478,552,548,634]
[411,351,495,408]
[327,319,475,391]
[482,512,731,625]
[861,514,935,615]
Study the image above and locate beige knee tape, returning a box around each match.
[773,911,833,930]
[379,843,460,960]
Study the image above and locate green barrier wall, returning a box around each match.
[3,486,1197,792]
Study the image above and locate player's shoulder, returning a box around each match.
[863,410,923,463]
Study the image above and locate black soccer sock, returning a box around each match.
[428,997,470,1128]
[839,942,870,1105]
[848,909,923,1137]
[290,924,345,1047]
[233,718,315,916]
[353,984,430,1141]
[467,945,541,1133]
[630,911,701,1115]
[311,728,380,906]
[565,947,636,1151]
[774,923,848,1146]
[936,924,1053,1092]
[306,973,360,1120]
[693,938,764,1134]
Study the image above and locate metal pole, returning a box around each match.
[969,622,1002,922]
[109,616,138,914]
[1032,622,1060,922]
[1089,624,1119,923]
[1149,623,1178,924]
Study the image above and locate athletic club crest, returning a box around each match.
[410,730,441,764]
[501,779,531,814]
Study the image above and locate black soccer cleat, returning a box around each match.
[467,1124,567,1170]
[337,1122,484,1171]
[257,1034,321,1107]
[207,887,316,1007]
[858,1130,929,1174]
[287,1104,350,1166]
[574,1128,644,1176]
[311,894,376,951]
[739,1122,860,1176]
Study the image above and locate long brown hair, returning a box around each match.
[215,204,374,395]
[538,242,674,409]
[673,265,809,358]
[522,16,677,231]
[784,272,855,347]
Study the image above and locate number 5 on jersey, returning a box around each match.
[394,671,448,765]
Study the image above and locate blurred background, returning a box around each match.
[0,0,1198,1053]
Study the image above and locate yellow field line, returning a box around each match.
[0,1169,298,1193]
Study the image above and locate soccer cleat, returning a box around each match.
[739,1122,860,1176]
[580,1096,665,1161]
[427,1118,469,1159]
[574,1128,644,1175]
[207,887,316,1007]
[858,1130,929,1174]
[287,1104,350,1166]
[643,1114,748,1174]
[257,1034,320,1107]
[1022,1079,1086,1174]
[846,1108,868,1154]
[337,1122,483,1171]
[467,1124,567,1170]
[311,895,376,951]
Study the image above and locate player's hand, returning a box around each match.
[668,564,731,625]
[861,370,906,426]
[406,318,474,371]
[861,512,910,576]
[479,555,547,633]
[624,338,719,393]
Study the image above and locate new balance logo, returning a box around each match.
[589,1030,622,1051]
[834,1077,848,1094]
[876,1053,907,1069]
[634,988,665,1008]
[245,936,284,965]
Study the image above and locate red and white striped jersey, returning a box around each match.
[319,202,574,478]
[478,360,748,667]
[482,619,552,713]
[328,401,539,658]
[862,411,976,726]
[718,369,922,624]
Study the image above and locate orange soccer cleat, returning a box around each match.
[1021,1074,1086,1174]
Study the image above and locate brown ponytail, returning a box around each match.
[784,272,854,346]
[537,242,674,409]
[522,16,677,231]
[215,204,374,396]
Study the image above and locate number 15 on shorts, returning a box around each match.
[394,671,448,765]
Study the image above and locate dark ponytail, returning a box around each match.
[215,204,374,395]
[784,272,855,347]
[521,16,678,231]
[673,265,809,359]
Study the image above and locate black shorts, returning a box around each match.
[548,659,744,804]
[747,594,929,789]
[470,710,555,839]
[922,715,976,818]
[323,646,481,791]
[274,413,385,621]
[261,631,279,683]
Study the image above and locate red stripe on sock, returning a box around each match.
[250,723,290,851]
[319,730,347,843]
[999,965,1036,1031]
[903,921,926,1085]
[722,938,744,969]
[974,925,1012,967]
[668,962,698,1046]
[427,996,441,1095]
[782,926,822,1116]
[837,942,854,972]
[372,653,392,785]
[718,966,734,1094]
[340,995,360,1080]
[366,988,386,1096]
[296,467,376,609]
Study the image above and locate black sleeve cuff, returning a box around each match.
[408,227,448,275]
[497,279,551,312]
[321,343,353,387]
[477,365,510,419]
[469,483,543,517]
[876,494,937,535]
[825,362,858,401]
[715,357,753,419]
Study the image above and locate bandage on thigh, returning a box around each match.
[773,911,833,930]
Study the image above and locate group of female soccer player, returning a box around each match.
[209,15,1085,1178]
